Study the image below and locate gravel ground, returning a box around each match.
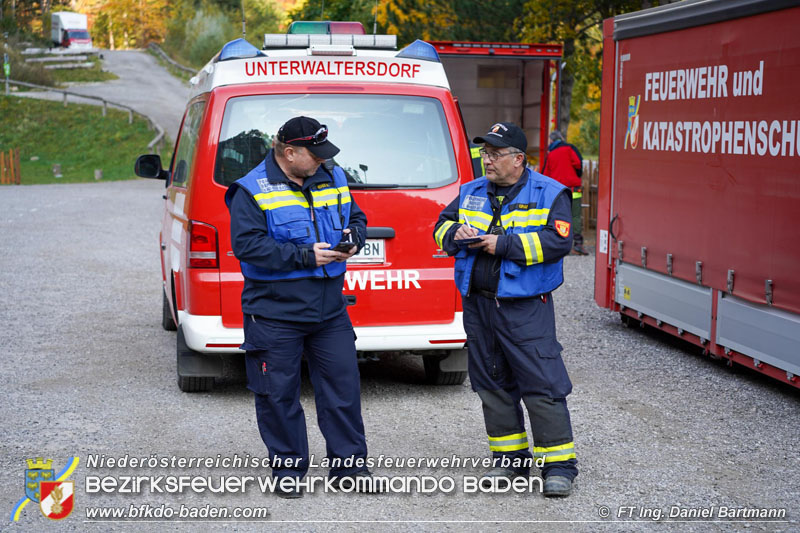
[1,180,798,532]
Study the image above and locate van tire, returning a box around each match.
[162,289,177,331]
[423,354,467,385]
[176,326,214,392]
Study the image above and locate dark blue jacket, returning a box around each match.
[226,150,367,322]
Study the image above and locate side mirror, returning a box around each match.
[135,154,169,180]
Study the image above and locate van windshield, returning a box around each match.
[214,94,458,188]
[67,30,90,39]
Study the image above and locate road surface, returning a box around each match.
[1,180,797,531]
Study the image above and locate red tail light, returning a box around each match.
[188,221,218,268]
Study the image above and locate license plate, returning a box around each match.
[348,239,385,264]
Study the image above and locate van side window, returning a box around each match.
[171,101,206,188]
[214,128,268,187]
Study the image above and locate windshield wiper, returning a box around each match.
[348,183,428,189]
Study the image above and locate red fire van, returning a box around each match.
[136,22,561,392]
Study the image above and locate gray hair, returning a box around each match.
[549,130,565,142]
[273,139,289,158]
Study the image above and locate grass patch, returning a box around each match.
[49,59,119,84]
[0,94,168,184]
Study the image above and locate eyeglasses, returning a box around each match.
[283,125,328,145]
[479,148,522,162]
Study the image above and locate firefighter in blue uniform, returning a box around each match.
[434,122,578,497]
[225,116,370,498]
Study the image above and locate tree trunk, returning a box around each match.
[558,37,575,135]
[109,17,115,50]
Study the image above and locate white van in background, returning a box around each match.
[51,12,93,49]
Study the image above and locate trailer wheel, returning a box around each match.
[176,326,214,392]
[161,289,177,331]
[423,354,467,385]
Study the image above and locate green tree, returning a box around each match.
[161,0,283,68]
[517,0,647,136]
[289,0,377,30]
[288,0,526,45]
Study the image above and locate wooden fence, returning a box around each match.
[581,160,599,229]
[0,148,21,185]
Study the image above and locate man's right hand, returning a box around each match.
[313,242,348,266]
[454,224,479,240]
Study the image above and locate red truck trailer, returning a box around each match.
[596,0,800,388]
[429,40,562,167]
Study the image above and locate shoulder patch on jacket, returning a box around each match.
[555,220,571,238]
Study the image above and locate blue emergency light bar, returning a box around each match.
[396,40,440,62]
[218,38,263,61]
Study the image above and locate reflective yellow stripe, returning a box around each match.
[470,147,486,175]
[571,191,582,199]
[434,220,456,248]
[313,195,351,208]
[533,442,574,453]
[488,432,527,442]
[310,185,350,201]
[533,442,576,463]
[501,208,550,229]
[488,432,529,452]
[254,190,309,210]
[491,443,531,452]
[519,233,534,265]
[519,233,544,265]
[542,452,577,462]
[458,209,492,231]
[532,232,543,263]
[255,185,350,210]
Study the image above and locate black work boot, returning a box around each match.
[543,475,573,497]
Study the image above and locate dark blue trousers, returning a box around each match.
[242,310,367,479]
[463,292,578,480]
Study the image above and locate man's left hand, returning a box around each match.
[469,234,498,255]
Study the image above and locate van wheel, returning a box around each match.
[161,290,177,331]
[176,326,214,392]
[423,354,467,385]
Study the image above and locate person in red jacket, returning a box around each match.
[541,131,588,255]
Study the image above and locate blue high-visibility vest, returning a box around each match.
[227,162,352,281]
[455,169,565,298]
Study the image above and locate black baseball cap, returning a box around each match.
[277,116,340,159]
[473,122,527,153]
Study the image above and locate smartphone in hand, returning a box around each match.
[332,233,355,252]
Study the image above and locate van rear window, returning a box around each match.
[214,94,458,189]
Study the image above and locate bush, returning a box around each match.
[1,36,56,87]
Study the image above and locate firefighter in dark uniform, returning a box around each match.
[433,122,578,497]
[225,116,370,498]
